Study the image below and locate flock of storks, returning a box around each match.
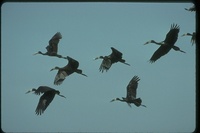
[26,5,196,115]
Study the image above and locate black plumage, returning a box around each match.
[110,76,146,107]
[144,24,186,63]
[26,86,66,115]
[95,47,130,72]
[34,32,66,59]
[182,32,196,45]
[50,56,87,85]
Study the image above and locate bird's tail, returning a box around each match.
[134,98,146,107]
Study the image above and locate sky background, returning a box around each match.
[1,2,196,133]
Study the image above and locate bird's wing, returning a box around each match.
[126,76,140,100]
[34,86,53,95]
[164,24,179,46]
[99,58,112,72]
[35,90,56,115]
[149,45,171,63]
[191,32,196,45]
[185,5,195,12]
[110,47,123,63]
[54,70,69,85]
[69,59,79,70]
[48,32,62,53]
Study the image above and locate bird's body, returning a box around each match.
[26,86,66,115]
[95,47,130,72]
[182,32,196,45]
[144,24,185,63]
[34,32,67,59]
[110,76,146,107]
[50,56,87,85]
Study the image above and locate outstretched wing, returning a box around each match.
[34,86,54,95]
[67,56,79,70]
[126,76,140,100]
[110,47,123,63]
[185,5,195,12]
[191,32,196,45]
[54,70,69,85]
[164,24,179,46]
[48,32,62,53]
[35,90,56,115]
[99,57,112,73]
[149,45,171,63]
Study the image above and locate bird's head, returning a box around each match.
[50,66,60,71]
[144,40,156,45]
[94,56,104,60]
[110,98,121,102]
[33,51,42,55]
[25,88,36,94]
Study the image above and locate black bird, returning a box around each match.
[110,76,146,107]
[34,32,67,59]
[144,24,186,63]
[50,56,87,85]
[185,5,195,12]
[26,86,66,115]
[182,32,196,45]
[95,47,130,72]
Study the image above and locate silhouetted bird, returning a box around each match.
[95,47,130,72]
[110,76,146,107]
[34,32,67,59]
[144,24,186,63]
[185,5,195,12]
[50,56,87,85]
[26,86,66,115]
[182,32,196,45]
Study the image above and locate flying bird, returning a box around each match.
[94,47,130,72]
[50,56,87,85]
[181,32,196,45]
[144,24,186,63]
[110,76,146,107]
[33,32,67,59]
[185,5,195,12]
[26,86,66,115]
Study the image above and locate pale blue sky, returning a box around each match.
[1,2,195,133]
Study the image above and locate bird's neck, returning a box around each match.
[154,41,165,45]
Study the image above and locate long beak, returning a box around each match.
[94,57,99,60]
[58,94,66,98]
[50,68,55,71]
[94,56,103,60]
[144,41,151,45]
[179,50,186,53]
[25,90,32,94]
[181,34,186,37]
[81,73,88,77]
[33,52,39,55]
[141,104,147,108]
[110,99,116,102]
[122,62,130,66]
